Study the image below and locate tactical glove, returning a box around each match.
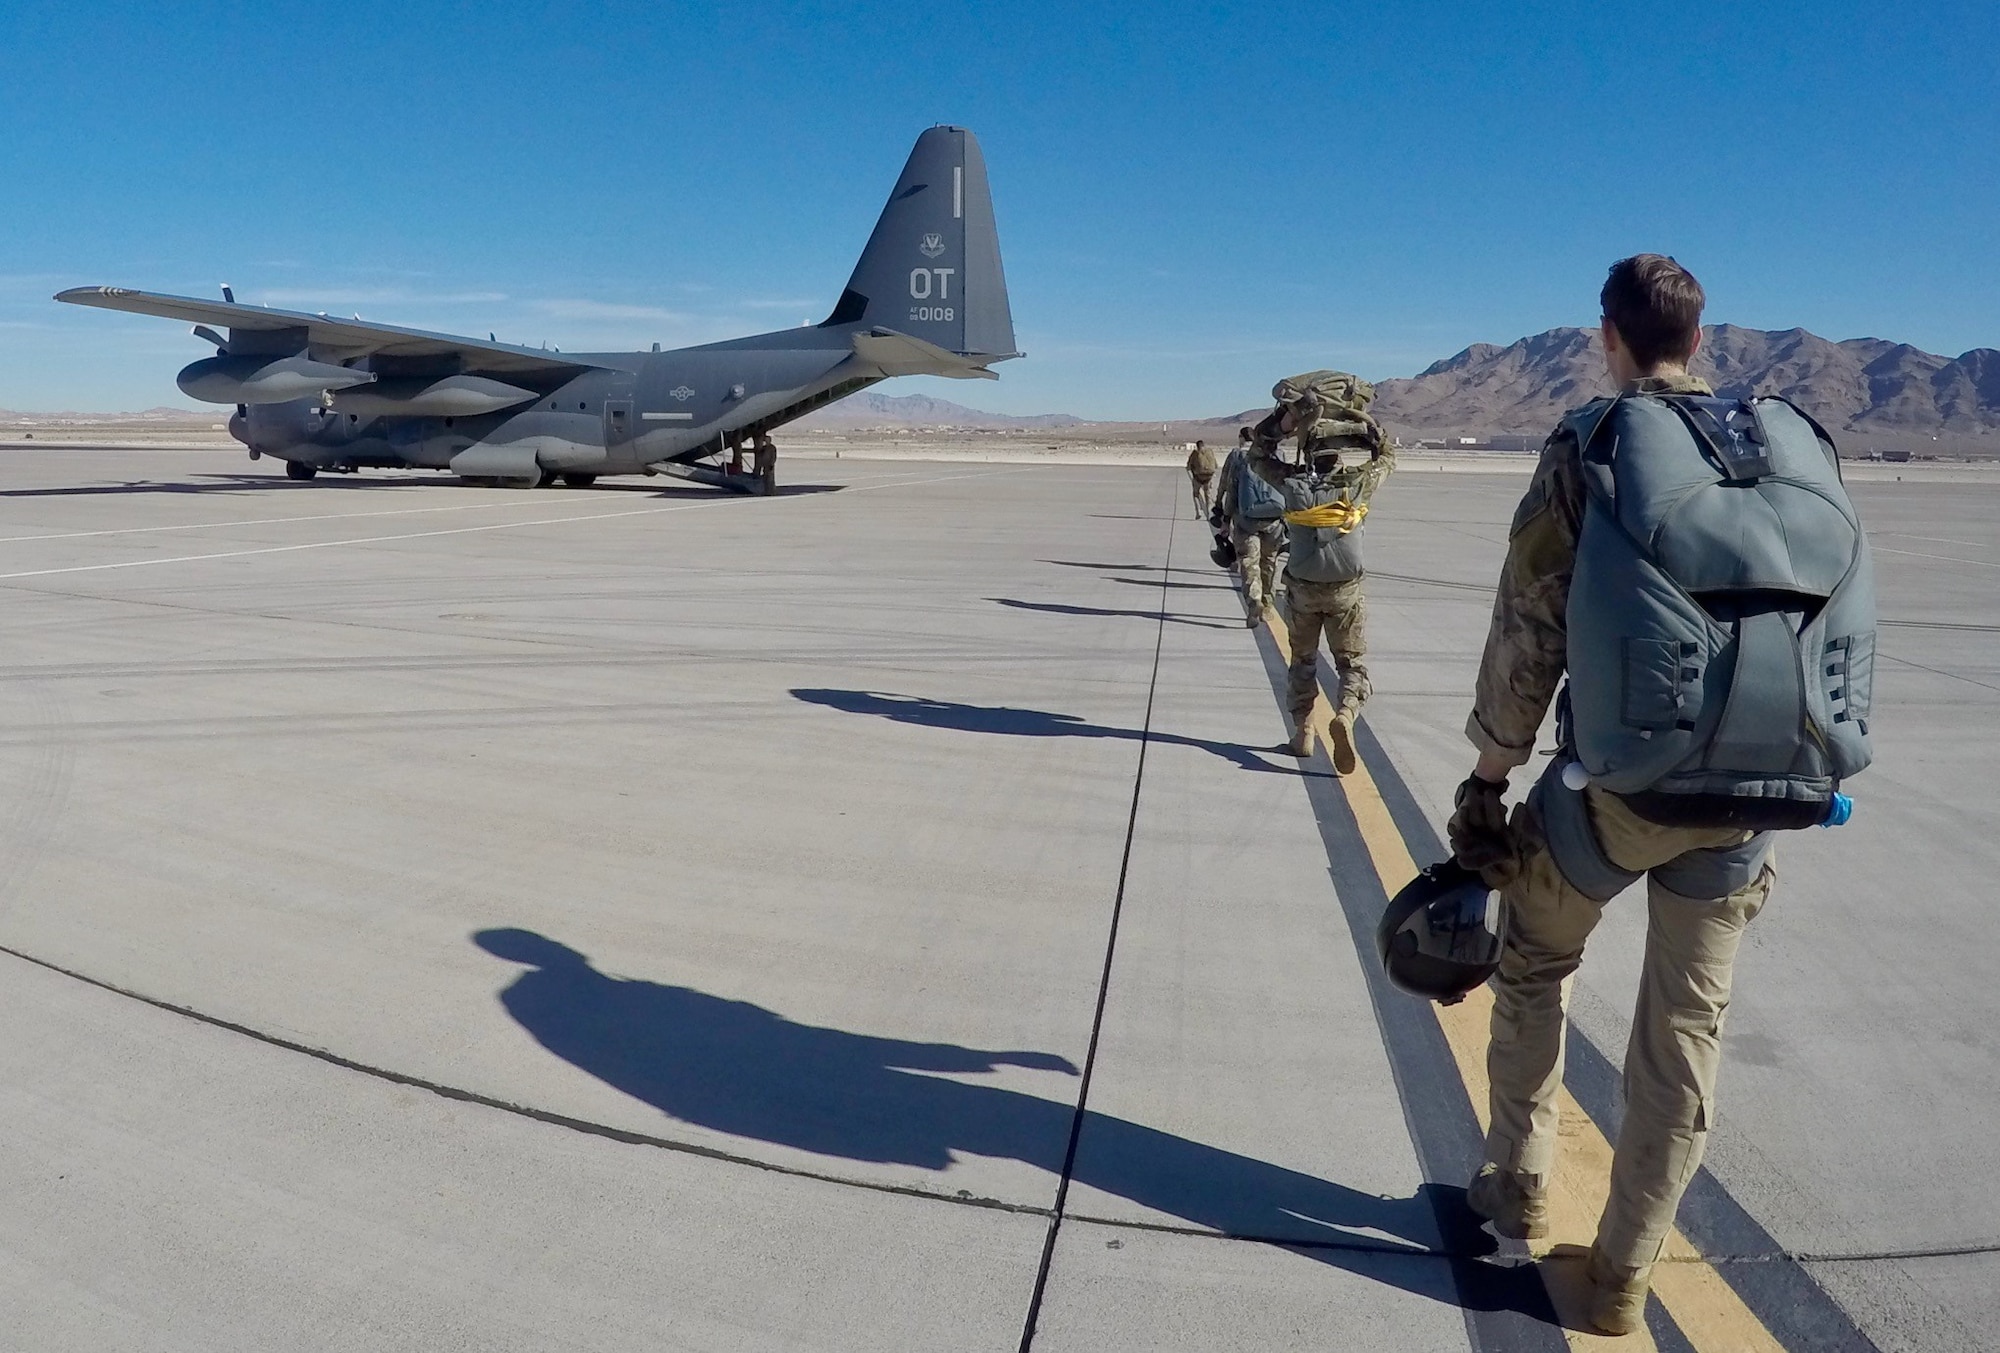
[1447,774,1513,874]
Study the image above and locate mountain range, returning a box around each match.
[791,324,2000,452]
[1372,324,2000,443]
[794,391,1086,430]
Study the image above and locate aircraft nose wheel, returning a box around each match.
[284,461,318,481]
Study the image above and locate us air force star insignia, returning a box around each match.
[919,233,945,259]
[670,386,695,401]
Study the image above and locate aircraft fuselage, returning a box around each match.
[242,330,876,480]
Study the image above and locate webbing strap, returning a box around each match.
[1709,610,1808,773]
[1529,763,1641,904]
[1282,500,1369,532]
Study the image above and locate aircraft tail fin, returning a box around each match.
[821,126,1018,366]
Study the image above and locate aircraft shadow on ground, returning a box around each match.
[0,476,848,500]
[987,596,1243,633]
[0,473,427,498]
[790,687,1330,777]
[473,928,1547,1314]
[578,481,848,498]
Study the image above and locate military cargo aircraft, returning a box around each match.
[56,126,1017,495]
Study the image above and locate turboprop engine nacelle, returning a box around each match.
[328,375,538,418]
[178,354,375,405]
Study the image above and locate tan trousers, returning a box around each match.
[1231,525,1281,611]
[1190,474,1214,517]
[1283,573,1369,719]
[1486,787,1774,1269]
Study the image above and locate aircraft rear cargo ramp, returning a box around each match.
[0,442,1991,1351]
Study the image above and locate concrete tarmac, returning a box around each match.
[0,446,1991,1351]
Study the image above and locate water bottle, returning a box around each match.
[1818,792,1853,828]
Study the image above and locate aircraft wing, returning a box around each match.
[54,286,609,377]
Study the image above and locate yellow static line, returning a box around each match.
[1259,602,1785,1353]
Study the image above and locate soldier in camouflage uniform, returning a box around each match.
[1215,429,1289,625]
[1448,256,1782,1337]
[1185,438,1219,518]
[1268,374,1395,773]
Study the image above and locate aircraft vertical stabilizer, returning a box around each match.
[823,126,1017,364]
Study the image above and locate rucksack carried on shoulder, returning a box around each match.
[1561,393,1875,831]
[1273,370,1375,421]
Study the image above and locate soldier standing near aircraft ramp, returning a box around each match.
[1445,255,1876,1335]
[1267,372,1395,773]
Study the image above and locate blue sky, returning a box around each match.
[2,1,1994,418]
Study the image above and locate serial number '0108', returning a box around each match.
[909,306,955,322]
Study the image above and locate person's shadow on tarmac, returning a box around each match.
[474,928,1550,1317]
[789,688,1328,776]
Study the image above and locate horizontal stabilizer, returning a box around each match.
[851,327,1001,380]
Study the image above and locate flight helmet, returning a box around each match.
[1376,860,1508,1005]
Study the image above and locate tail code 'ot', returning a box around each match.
[820,125,1017,362]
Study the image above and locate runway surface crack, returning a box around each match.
[1014,477,1178,1353]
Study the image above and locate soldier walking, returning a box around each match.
[1446,255,1875,1335]
[1185,438,1218,518]
[1215,426,1288,625]
[1269,373,1395,773]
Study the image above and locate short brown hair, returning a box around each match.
[1601,254,1705,369]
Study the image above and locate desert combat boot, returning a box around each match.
[1466,1163,1549,1240]
[1583,1246,1651,1337]
[1326,708,1359,776]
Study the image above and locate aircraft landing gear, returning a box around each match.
[285,461,318,481]
[562,473,597,488]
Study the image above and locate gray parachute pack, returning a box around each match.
[1559,392,1875,831]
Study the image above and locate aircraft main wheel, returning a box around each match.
[562,473,597,488]
[536,469,560,488]
[285,461,318,481]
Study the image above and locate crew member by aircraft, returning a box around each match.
[1441,255,1876,1336]
[1265,371,1396,773]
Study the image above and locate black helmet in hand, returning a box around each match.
[1376,860,1508,1005]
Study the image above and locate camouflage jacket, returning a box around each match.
[1465,373,1713,767]
[1307,442,1396,505]
[1186,445,1218,479]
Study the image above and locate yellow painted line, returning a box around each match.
[1260,601,1786,1353]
